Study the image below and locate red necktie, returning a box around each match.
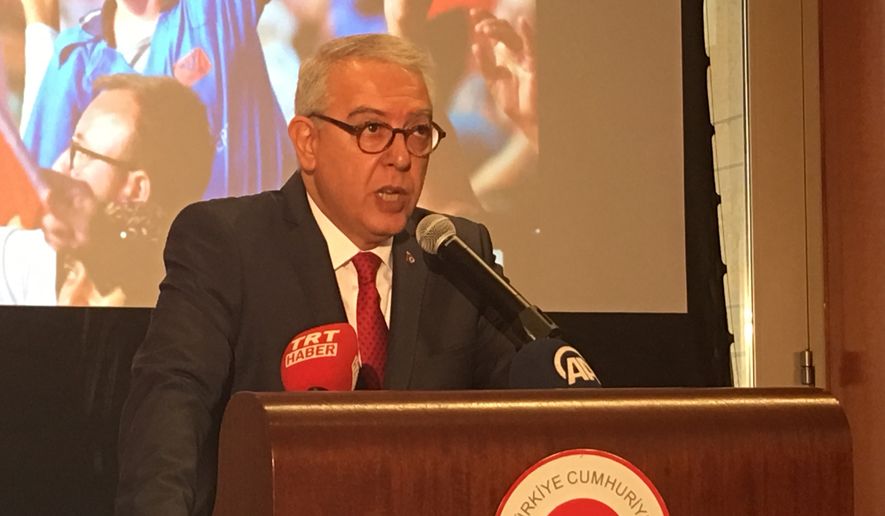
[351,252,388,389]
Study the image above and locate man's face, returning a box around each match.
[59,90,139,203]
[298,59,432,250]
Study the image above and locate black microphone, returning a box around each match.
[508,338,603,388]
[416,213,559,341]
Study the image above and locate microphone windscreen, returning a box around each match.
[416,213,455,254]
[508,338,602,388]
[280,322,359,391]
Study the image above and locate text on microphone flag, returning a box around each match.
[281,324,353,370]
[289,328,342,350]
[285,343,339,367]
[554,345,599,386]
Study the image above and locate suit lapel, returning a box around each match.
[384,216,428,389]
[280,172,428,388]
[279,173,347,325]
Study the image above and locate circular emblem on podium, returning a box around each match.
[496,449,669,516]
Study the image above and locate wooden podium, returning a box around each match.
[212,388,852,515]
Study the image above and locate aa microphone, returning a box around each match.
[280,322,359,391]
[416,214,559,341]
[508,338,603,388]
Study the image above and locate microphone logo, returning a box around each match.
[280,323,359,391]
[553,345,599,386]
[284,328,343,367]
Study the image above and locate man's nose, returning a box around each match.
[385,132,412,172]
[55,147,74,176]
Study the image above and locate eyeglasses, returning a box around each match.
[309,113,446,158]
[68,140,137,172]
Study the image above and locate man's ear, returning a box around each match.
[119,170,151,203]
[288,115,318,171]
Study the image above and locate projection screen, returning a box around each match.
[0,0,684,313]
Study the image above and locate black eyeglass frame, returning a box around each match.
[68,140,138,172]
[308,113,447,158]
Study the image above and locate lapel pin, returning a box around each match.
[405,250,416,264]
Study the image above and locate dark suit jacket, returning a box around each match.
[115,172,519,516]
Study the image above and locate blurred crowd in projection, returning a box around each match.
[0,0,537,307]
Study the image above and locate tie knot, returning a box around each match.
[351,252,382,286]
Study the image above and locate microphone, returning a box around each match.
[280,322,360,391]
[508,338,602,388]
[416,214,559,341]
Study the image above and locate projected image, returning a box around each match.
[0,0,536,307]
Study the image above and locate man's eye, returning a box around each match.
[364,122,382,133]
[411,124,431,136]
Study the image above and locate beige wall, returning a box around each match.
[746,0,826,387]
[821,0,885,511]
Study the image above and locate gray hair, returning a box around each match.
[294,33,435,116]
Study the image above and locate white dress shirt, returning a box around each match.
[305,193,393,331]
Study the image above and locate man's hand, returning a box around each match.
[57,260,126,306]
[384,0,432,41]
[20,0,59,30]
[470,9,537,149]
[40,170,98,252]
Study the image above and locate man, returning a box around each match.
[21,0,295,199]
[115,33,519,515]
[0,73,213,305]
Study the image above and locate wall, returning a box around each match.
[821,0,885,512]
[746,0,826,387]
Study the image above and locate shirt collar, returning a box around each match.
[306,191,392,271]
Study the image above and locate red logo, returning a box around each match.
[497,449,668,516]
[550,498,619,516]
[173,47,212,87]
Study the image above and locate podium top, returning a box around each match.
[214,388,851,516]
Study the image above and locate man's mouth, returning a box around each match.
[376,186,408,202]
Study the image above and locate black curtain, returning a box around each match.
[546,0,733,388]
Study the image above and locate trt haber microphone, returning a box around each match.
[508,338,603,388]
[280,322,359,391]
[416,214,559,341]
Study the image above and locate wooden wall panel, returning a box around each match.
[821,0,885,512]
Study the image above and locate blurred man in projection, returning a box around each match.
[116,33,519,515]
[0,73,212,306]
[20,0,295,200]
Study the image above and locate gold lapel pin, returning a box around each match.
[405,250,416,264]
